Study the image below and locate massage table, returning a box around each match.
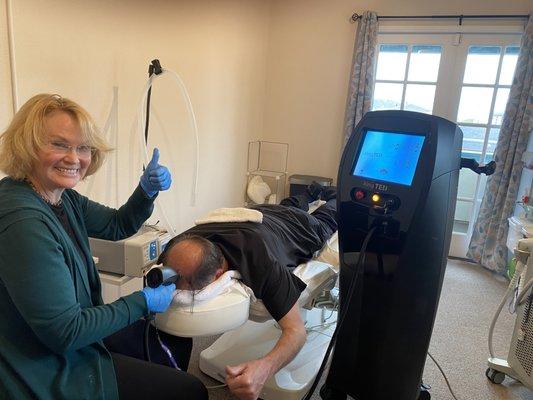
[154,204,339,400]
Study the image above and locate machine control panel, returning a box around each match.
[146,240,158,262]
[351,187,401,211]
[90,228,173,278]
[352,129,425,187]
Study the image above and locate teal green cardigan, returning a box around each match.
[0,177,154,399]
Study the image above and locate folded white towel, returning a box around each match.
[171,270,255,306]
[195,207,263,225]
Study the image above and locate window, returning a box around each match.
[457,46,519,164]
[455,45,519,236]
[373,44,442,114]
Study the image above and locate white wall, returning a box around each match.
[262,0,532,182]
[4,0,271,231]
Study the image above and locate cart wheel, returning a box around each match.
[486,367,505,384]
[319,384,347,400]
[418,388,431,400]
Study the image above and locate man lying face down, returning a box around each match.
[157,183,337,400]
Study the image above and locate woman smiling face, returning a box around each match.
[28,110,92,203]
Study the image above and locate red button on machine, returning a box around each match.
[355,190,365,200]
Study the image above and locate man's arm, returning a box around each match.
[225,303,306,400]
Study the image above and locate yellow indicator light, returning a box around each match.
[372,194,380,202]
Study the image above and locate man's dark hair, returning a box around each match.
[157,234,224,290]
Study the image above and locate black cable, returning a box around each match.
[143,59,163,161]
[427,352,460,400]
[377,247,384,277]
[142,271,154,362]
[302,226,378,400]
[144,314,155,362]
[144,84,152,146]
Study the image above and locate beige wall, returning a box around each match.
[263,0,531,182]
[5,0,271,231]
[2,0,531,229]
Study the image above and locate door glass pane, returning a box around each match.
[499,46,520,85]
[460,125,486,141]
[454,200,473,234]
[460,125,486,158]
[457,87,494,124]
[372,82,403,110]
[485,128,500,163]
[404,84,436,114]
[463,46,501,84]
[408,45,442,82]
[458,169,478,199]
[477,174,488,200]
[492,88,510,125]
[376,45,408,81]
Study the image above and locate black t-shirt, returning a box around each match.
[184,204,330,321]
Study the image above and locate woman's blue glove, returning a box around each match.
[141,283,176,313]
[140,148,172,197]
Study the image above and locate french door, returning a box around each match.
[371,31,521,257]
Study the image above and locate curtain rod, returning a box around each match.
[351,13,530,25]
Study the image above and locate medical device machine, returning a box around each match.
[89,227,171,277]
[320,110,493,400]
[486,238,533,390]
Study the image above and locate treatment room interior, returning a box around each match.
[1,0,532,399]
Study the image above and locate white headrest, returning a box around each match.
[155,271,252,337]
[171,270,253,306]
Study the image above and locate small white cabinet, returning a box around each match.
[507,216,533,252]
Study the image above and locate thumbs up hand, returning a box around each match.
[140,148,172,197]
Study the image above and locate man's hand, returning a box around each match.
[225,303,306,400]
[225,359,271,400]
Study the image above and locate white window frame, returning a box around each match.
[372,23,524,257]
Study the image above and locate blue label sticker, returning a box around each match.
[149,241,157,260]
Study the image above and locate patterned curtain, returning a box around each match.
[343,11,379,147]
[467,17,533,274]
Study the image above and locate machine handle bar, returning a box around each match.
[460,158,496,175]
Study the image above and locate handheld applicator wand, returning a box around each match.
[146,266,180,288]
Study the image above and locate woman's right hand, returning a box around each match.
[141,283,176,313]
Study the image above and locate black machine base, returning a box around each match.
[319,383,431,400]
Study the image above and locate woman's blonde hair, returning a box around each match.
[0,93,112,179]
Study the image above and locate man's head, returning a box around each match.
[157,234,227,290]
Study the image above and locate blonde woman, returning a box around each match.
[0,94,207,399]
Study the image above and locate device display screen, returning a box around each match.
[352,130,425,186]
